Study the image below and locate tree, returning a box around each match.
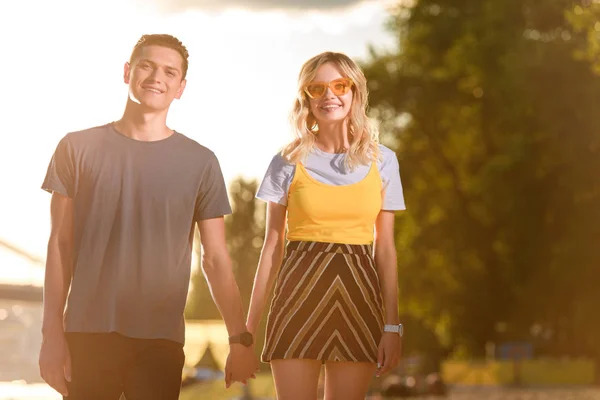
[567,1,600,74]
[362,0,600,359]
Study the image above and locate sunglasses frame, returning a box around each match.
[303,77,354,99]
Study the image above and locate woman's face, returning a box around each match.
[305,62,353,126]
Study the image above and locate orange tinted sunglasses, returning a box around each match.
[303,78,354,99]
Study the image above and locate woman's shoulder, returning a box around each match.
[266,151,296,175]
[378,144,396,158]
[377,144,399,169]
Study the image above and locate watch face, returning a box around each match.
[240,332,254,347]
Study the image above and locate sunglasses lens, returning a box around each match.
[331,79,352,95]
[306,84,326,98]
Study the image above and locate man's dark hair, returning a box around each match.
[130,34,189,79]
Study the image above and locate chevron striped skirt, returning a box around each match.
[261,241,385,364]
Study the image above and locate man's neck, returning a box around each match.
[115,101,173,142]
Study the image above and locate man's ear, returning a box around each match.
[124,62,131,84]
[175,79,187,99]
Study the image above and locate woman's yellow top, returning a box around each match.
[286,162,382,245]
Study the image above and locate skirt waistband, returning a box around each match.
[287,241,372,255]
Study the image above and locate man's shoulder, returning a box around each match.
[174,132,219,161]
[61,123,112,145]
[175,133,213,153]
[68,123,112,137]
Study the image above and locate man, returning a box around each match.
[38,34,258,400]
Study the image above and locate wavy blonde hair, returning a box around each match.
[281,52,381,170]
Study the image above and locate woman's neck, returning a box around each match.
[314,120,350,153]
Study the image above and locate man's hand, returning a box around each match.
[39,331,71,396]
[224,345,260,388]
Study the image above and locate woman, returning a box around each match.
[246,51,405,400]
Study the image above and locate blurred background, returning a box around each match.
[1,0,600,399]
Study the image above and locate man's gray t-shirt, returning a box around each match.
[41,123,232,344]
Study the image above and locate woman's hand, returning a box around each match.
[376,332,402,377]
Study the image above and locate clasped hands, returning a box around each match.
[224,343,260,388]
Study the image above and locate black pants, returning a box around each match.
[64,332,185,400]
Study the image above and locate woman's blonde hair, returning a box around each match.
[281,51,381,170]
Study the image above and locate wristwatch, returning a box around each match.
[384,324,404,337]
[229,331,254,347]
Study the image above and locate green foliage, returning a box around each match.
[363,0,600,359]
[566,2,600,73]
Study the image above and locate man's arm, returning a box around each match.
[246,202,287,336]
[39,192,74,396]
[197,216,259,387]
[197,217,246,336]
[43,193,73,333]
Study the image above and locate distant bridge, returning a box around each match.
[0,283,43,303]
[0,238,44,303]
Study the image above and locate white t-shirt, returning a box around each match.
[256,144,406,211]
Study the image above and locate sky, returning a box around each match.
[0,0,397,285]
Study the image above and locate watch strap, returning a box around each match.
[229,331,254,347]
[384,323,403,336]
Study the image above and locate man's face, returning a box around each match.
[124,45,187,111]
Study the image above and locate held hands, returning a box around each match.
[376,332,402,377]
[39,331,71,396]
[224,344,260,388]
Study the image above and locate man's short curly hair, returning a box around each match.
[130,34,189,79]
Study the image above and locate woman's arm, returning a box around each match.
[374,210,400,325]
[246,202,287,336]
[374,210,401,376]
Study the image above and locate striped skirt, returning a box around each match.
[262,241,384,363]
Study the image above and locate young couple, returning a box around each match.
[39,34,406,400]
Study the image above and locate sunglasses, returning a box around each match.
[303,78,354,99]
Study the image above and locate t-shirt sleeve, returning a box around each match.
[41,135,77,198]
[194,152,232,221]
[256,154,295,206]
[380,147,406,211]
